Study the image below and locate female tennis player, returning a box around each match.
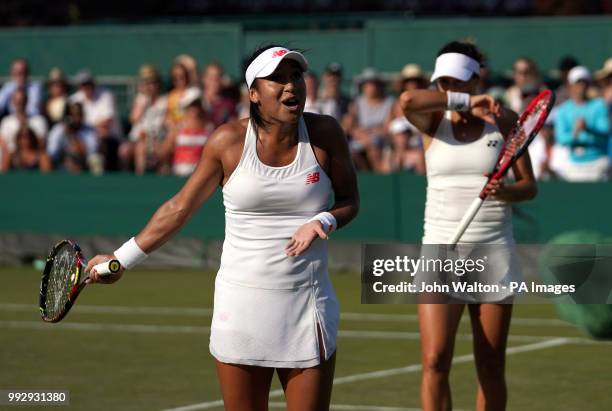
[400,41,537,411]
[86,45,359,411]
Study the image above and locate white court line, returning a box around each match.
[270,402,438,411]
[0,303,571,327]
[0,320,211,334]
[2,320,607,345]
[162,338,570,411]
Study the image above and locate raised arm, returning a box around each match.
[86,124,231,281]
[400,89,501,136]
[399,90,447,135]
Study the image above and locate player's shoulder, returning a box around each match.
[303,112,346,149]
[206,118,248,150]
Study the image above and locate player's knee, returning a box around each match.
[475,354,505,383]
[421,351,452,376]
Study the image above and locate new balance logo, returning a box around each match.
[306,172,320,185]
[487,140,499,147]
[272,49,288,58]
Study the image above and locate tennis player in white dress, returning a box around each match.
[86,45,359,411]
[400,41,537,411]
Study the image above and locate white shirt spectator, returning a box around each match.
[528,134,552,180]
[304,97,321,114]
[0,114,47,153]
[69,88,123,138]
[129,94,167,143]
[46,122,98,162]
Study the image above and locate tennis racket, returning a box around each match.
[448,89,555,246]
[39,239,121,323]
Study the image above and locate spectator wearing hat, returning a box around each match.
[380,117,425,175]
[165,62,198,136]
[200,62,237,128]
[344,68,395,171]
[506,57,543,113]
[175,54,199,87]
[319,62,349,122]
[595,58,612,110]
[164,88,214,176]
[0,58,42,117]
[553,66,610,181]
[385,64,427,132]
[0,88,48,162]
[69,69,123,171]
[554,56,579,106]
[44,67,69,126]
[46,102,99,174]
[594,58,612,169]
[124,64,168,175]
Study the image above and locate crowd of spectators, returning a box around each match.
[0,53,610,182]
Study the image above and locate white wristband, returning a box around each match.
[308,212,337,233]
[447,91,470,111]
[113,237,148,269]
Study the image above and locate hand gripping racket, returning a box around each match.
[39,240,121,322]
[448,89,555,246]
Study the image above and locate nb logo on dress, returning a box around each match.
[487,140,499,147]
[306,172,320,185]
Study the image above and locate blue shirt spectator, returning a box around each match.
[47,103,98,172]
[555,98,610,162]
[0,58,42,116]
[553,66,610,181]
[554,67,610,163]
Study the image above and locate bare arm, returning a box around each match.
[129,94,148,125]
[400,90,502,136]
[86,124,231,279]
[325,116,360,229]
[134,133,224,252]
[0,139,10,172]
[399,90,447,135]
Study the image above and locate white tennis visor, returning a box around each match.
[430,52,481,82]
[245,47,308,89]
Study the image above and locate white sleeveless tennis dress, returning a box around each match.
[209,117,339,368]
[420,111,521,302]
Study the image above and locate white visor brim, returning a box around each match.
[430,52,480,82]
[245,47,308,88]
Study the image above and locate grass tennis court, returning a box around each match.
[1,266,610,411]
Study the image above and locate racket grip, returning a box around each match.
[448,197,484,246]
[92,260,121,277]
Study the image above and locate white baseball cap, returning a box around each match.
[389,117,418,135]
[430,53,480,82]
[179,87,202,108]
[245,47,308,89]
[567,65,592,84]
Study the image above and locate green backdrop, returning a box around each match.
[1,173,609,243]
[0,16,609,82]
